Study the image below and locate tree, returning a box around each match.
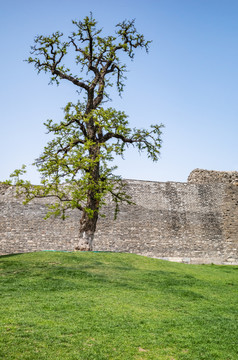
[9,14,163,251]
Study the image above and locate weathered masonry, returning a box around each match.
[0,169,238,264]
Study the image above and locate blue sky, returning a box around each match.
[0,0,237,183]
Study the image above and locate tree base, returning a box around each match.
[75,231,93,251]
[75,245,92,251]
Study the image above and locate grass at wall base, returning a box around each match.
[0,252,237,360]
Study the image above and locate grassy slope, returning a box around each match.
[0,252,237,360]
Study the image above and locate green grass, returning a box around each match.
[0,252,237,360]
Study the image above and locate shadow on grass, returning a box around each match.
[0,252,218,301]
[0,253,25,259]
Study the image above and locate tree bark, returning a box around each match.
[75,142,100,251]
[75,209,98,251]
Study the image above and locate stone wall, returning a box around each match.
[0,184,80,255]
[0,170,237,264]
[188,168,238,185]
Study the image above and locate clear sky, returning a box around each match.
[0,0,237,183]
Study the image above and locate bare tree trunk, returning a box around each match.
[75,209,98,251]
[75,142,100,251]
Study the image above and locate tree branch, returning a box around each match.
[56,138,85,155]
[102,132,134,143]
[52,68,90,91]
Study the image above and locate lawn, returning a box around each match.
[0,251,237,360]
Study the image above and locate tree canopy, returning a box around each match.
[9,14,163,250]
